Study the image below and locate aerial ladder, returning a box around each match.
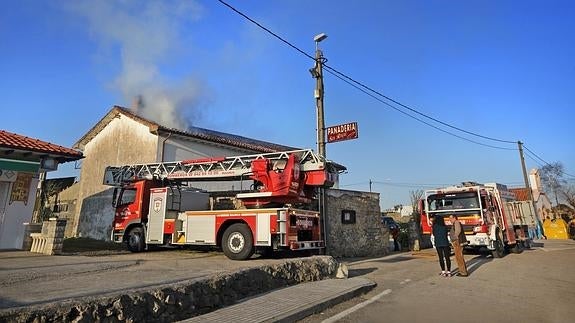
[104,148,341,207]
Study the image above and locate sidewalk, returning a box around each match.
[180,277,376,323]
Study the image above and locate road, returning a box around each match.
[299,239,575,323]
[0,249,296,309]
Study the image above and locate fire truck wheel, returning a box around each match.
[491,232,505,258]
[511,242,524,254]
[222,223,254,260]
[127,227,145,253]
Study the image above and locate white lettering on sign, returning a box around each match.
[327,122,358,143]
[296,218,313,229]
[327,122,357,135]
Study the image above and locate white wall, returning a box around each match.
[0,173,38,249]
[76,115,158,240]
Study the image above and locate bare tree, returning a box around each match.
[409,189,424,222]
[410,190,424,214]
[540,162,566,206]
[560,185,575,210]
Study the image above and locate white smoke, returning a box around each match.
[66,0,204,129]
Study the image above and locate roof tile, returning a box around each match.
[0,130,83,158]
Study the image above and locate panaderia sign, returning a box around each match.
[327,122,358,143]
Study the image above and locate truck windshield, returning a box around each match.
[427,192,479,211]
[116,188,136,207]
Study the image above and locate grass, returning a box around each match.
[62,237,126,253]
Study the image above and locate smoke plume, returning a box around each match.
[66,0,204,129]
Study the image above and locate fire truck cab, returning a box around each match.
[423,182,532,258]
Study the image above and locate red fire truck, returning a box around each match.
[103,149,342,260]
[421,182,533,257]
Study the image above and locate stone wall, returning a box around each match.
[0,256,340,323]
[324,189,389,258]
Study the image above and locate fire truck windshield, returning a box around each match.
[427,192,479,211]
[115,188,137,207]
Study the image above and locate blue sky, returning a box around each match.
[2,0,574,209]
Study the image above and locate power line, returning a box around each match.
[323,65,517,144]
[216,0,313,60]
[524,145,575,178]
[324,69,516,150]
[217,0,517,149]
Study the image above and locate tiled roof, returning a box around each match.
[75,106,298,153]
[0,130,83,160]
[509,188,530,201]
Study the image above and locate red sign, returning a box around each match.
[327,122,358,143]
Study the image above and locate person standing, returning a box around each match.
[449,214,468,277]
[432,215,451,277]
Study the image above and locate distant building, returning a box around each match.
[509,168,553,220]
[42,177,79,238]
[0,130,82,249]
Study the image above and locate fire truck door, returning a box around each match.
[147,189,167,244]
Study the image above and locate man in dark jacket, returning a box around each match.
[449,214,468,276]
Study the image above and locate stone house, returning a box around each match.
[0,130,82,249]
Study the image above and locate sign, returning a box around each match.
[327,122,358,143]
[10,172,33,205]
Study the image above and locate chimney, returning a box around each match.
[131,95,144,115]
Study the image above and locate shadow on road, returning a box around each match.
[465,254,493,275]
[348,267,378,278]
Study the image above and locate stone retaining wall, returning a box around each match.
[0,256,339,323]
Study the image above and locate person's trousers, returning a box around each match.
[452,241,468,276]
[436,246,451,271]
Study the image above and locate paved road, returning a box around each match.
[299,239,575,323]
[0,249,294,309]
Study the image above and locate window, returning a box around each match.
[116,188,137,207]
[341,210,356,224]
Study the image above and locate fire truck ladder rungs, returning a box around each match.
[103,149,328,186]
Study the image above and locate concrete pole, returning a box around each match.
[518,141,541,224]
[315,47,326,158]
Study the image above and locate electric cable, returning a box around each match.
[325,69,516,150]
[524,145,575,178]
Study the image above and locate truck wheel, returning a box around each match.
[491,233,505,258]
[127,227,145,253]
[511,242,524,254]
[222,223,254,260]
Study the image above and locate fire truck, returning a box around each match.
[421,182,534,257]
[103,149,342,260]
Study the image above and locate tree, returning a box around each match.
[409,189,424,223]
[540,162,567,206]
[560,185,575,210]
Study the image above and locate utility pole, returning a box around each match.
[518,141,541,222]
[311,33,328,158]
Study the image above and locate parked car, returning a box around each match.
[382,216,400,251]
[382,216,399,231]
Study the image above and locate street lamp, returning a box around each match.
[312,33,328,158]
